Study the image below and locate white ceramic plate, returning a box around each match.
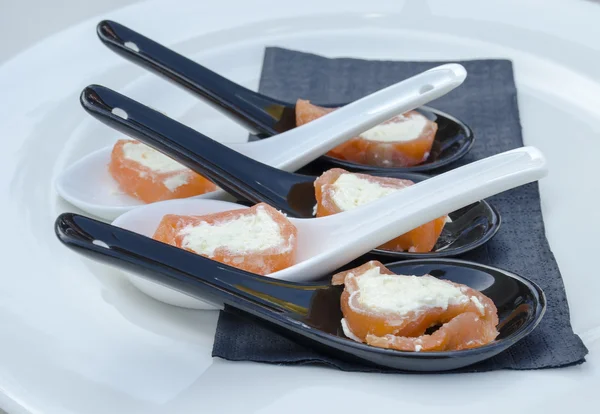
[1,0,599,412]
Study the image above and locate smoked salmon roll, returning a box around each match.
[109,139,217,203]
[295,99,438,168]
[314,168,447,253]
[152,203,297,275]
[333,261,499,352]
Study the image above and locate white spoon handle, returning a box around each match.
[233,64,467,171]
[280,146,547,279]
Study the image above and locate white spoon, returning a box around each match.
[56,64,466,221]
[111,146,547,309]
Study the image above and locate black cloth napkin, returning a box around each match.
[212,47,588,372]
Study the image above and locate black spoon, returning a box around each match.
[55,212,545,372]
[82,85,500,259]
[96,20,474,173]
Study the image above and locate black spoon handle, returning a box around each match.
[55,212,328,313]
[81,84,308,213]
[97,20,283,136]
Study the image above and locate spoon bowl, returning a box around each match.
[97,20,475,173]
[113,198,253,309]
[55,213,546,372]
[55,146,231,220]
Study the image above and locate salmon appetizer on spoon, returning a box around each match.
[109,139,217,203]
[297,101,438,168]
[56,64,466,220]
[333,261,499,352]
[153,203,297,275]
[314,168,447,253]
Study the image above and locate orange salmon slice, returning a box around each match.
[109,139,217,203]
[152,203,298,275]
[295,99,437,168]
[314,168,447,253]
[333,261,500,352]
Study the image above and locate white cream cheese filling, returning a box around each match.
[351,267,470,314]
[122,140,191,191]
[330,173,400,211]
[123,141,188,173]
[162,172,190,192]
[179,206,286,257]
[359,113,428,143]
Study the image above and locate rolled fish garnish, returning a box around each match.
[333,261,499,352]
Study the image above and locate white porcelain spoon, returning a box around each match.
[56,64,466,221]
[111,146,547,309]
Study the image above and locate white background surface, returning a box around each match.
[0,0,141,63]
[2,4,129,412]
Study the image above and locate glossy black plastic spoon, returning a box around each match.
[81,85,500,259]
[55,212,545,372]
[97,19,303,137]
[97,20,474,172]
